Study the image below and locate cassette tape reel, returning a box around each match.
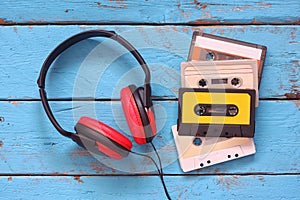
[177,88,256,137]
[188,31,267,87]
[181,60,259,107]
[172,125,256,172]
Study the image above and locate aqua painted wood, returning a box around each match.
[0,100,299,175]
[1,175,300,199]
[1,0,299,24]
[0,1,300,199]
[0,25,299,99]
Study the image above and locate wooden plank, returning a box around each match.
[0,25,299,100]
[0,100,299,175]
[1,0,299,24]
[1,175,300,199]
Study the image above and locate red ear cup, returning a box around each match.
[75,116,132,160]
[120,85,156,144]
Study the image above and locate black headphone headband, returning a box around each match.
[37,30,152,138]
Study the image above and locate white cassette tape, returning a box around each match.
[172,125,256,172]
[181,60,259,106]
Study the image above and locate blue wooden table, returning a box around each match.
[1,1,300,199]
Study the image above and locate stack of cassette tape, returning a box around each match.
[172,31,267,172]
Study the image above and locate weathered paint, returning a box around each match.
[1,175,300,199]
[0,25,299,99]
[0,100,299,175]
[0,0,299,24]
[0,2,300,199]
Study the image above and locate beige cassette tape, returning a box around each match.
[172,125,256,172]
[181,60,259,106]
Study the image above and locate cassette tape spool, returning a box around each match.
[181,60,259,107]
[188,31,267,87]
[177,88,256,138]
[172,125,256,172]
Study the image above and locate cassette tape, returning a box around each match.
[188,31,267,87]
[177,88,255,137]
[181,60,259,107]
[172,125,256,172]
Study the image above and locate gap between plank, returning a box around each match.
[0,172,299,177]
[0,22,300,26]
[0,98,299,102]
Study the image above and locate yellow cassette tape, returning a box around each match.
[177,88,255,137]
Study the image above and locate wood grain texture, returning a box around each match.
[1,175,300,199]
[0,0,299,24]
[0,100,299,175]
[1,3,300,198]
[0,25,299,100]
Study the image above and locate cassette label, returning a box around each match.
[188,31,267,87]
[177,88,255,137]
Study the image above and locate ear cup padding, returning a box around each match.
[133,86,157,142]
[96,141,124,160]
[75,123,129,159]
[135,87,156,141]
[146,109,157,137]
[76,116,132,151]
[121,85,149,144]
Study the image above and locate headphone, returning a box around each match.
[37,30,172,199]
[37,30,157,159]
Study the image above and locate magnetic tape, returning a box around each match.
[188,31,267,87]
[177,88,256,137]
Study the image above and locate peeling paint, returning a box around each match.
[257,2,272,8]
[96,0,128,9]
[8,177,12,181]
[90,161,105,173]
[231,5,251,12]
[71,148,91,156]
[43,142,57,146]
[284,92,300,99]
[188,19,221,25]
[193,0,207,9]
[0,141,3,148]
[291,30,296,39]
[216,175,240,189]
[74,176,84,184]
[9,101,18,105]
[201,4,207,9]
[252,18,264,24]
[178,188,188,199]
[13,26,18,33]
[258,176,265,182]
[0,18,15,25]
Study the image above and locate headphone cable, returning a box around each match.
[130,146,172,200]
[150,141,172,200]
